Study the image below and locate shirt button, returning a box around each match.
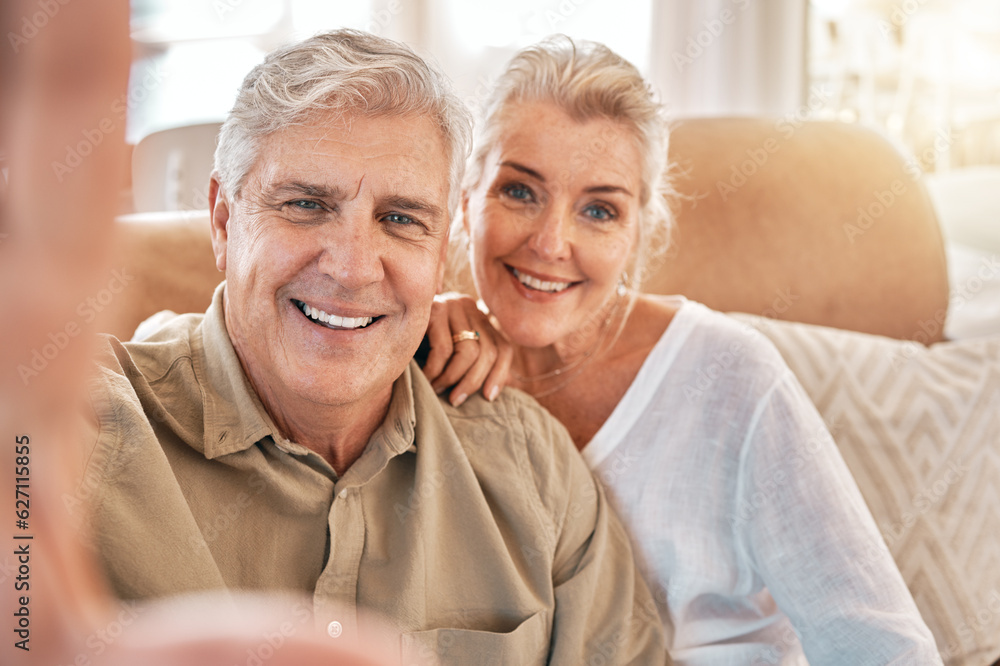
[327,620,343,638]
[338,489,348,499]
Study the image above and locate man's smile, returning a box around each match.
[292,298,381,330]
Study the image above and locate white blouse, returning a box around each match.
[582,297,941,665]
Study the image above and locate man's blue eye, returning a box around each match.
[291,200,321,210]
[385,212,415,225]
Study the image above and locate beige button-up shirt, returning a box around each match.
[81,285,666,664]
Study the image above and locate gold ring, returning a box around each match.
[452,330,480,344]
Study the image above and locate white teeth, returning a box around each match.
[513,268,572,293]
[299,302,373,329]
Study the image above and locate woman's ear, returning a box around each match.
[435,223,451,293]
[207,174,230,272]
[461,191,471,236]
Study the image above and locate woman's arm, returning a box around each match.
[736,372,942,665]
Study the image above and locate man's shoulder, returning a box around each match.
[429,380,592,515]
[438,383,576,458]
[94,311,204,379]
[89,312,208,445]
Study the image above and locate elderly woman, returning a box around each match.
[425,36,942,665]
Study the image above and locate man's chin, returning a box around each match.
[279,362,394,409]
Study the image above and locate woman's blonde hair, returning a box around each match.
[460,35,674,288]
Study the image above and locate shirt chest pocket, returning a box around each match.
[401,609,550,665]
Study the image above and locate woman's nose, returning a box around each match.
[528,207,573,261]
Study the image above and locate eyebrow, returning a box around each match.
[269,181,342,199]
[500,161,545,182]
[585,184,634,197]
[499,161,633,197]
[382,195,445,221]
[268,182,445,219]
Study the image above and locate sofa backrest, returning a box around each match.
[655,117,949,342]
[107,118,951,342]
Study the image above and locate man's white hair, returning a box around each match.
[214,29,473,216]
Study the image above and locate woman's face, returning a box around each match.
[464,101,643,350]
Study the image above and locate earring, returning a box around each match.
[617,272,629,298]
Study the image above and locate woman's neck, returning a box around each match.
[508,295,679,449]
[510,290,629,398]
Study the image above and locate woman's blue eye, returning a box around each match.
[502,184,533,201]
[385,212,415,225]
[584,204,615,221]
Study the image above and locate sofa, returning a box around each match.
[110,118,1000,665]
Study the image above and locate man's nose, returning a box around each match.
[528,206,573,261]
[317,216,385,290]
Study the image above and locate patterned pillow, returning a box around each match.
[729,313,1000,666]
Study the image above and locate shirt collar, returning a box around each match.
[195,282,278,459]
[336,362,417,488]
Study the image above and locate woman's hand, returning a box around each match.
[423,293,513,407]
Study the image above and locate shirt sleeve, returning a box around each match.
[733,371,942,665]
[519,399,670,665]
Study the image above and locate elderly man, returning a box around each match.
[81,29,665,664]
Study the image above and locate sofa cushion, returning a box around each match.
[730,313,1000,666]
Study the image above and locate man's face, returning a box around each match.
[209,111,452,417]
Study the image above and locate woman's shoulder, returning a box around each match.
[642,295,795,392]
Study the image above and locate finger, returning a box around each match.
[422,301,454,383]
[433,337,484,394]
[482,338,514,402]
[446,336,498,406]
[429,302,480,393]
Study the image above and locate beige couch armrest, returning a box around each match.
[108,211,221,340]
